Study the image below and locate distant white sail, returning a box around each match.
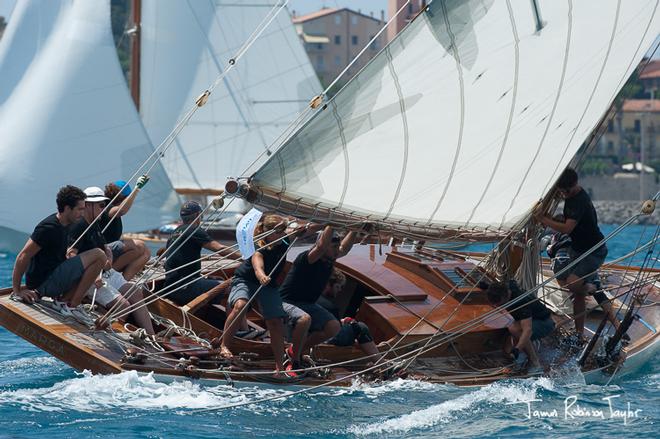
[0,0,69,106]
[0,0,179,241]
[140,0,321,192]
[250,0,660,239]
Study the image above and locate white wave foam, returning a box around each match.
[0,370,293,413]
[348,378,555,436]
[0,356,61,369]
[348,378,445,398]
[0,356,63,377]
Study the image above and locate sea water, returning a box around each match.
[0,224,658,438]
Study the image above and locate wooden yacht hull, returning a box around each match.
[0,245,658,388]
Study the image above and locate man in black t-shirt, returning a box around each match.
[487,280,555,373]
[279,226,357,367]
[162,201,237,306]
[12,186,106,311]
[67,187,154,333]
[536,168,620,338]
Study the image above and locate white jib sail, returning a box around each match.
[139,0,321,193]
[0,0,69,107]
[251,0,659,237]
[0,0,179,240]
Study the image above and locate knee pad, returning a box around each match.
[355,322,373,344]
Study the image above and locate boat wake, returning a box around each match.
[0,370,299,413]
[0,369,447,414]
[347,377,555,436]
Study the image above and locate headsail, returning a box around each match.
[139,0,321,193]
[0,0,68,106]
[249,0,659,240]
[0,0,179,242]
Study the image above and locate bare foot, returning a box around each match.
[219,345,233,359]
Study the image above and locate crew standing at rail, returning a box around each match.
[535,168,621,339]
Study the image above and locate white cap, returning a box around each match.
[84,186,109,203]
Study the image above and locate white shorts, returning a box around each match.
[102,269,127,290]
[86,283,121,307]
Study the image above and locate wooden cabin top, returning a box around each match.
[284,244,510,340]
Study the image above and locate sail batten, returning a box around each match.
[249,0,659,238]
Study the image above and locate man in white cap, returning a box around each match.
[68,187,154,333]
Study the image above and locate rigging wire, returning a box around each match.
[68,0,291,252]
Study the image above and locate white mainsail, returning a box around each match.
[250,0,660,240]
[0,0,68,106]
[0,0,179,246]
[139,0,321,193]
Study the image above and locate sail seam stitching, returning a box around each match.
[383,47,410,220]
[465,0,521,227]
[499,0,574,228]
[331,101,350,209]
[425,1,466,225]
[541,0,622,195]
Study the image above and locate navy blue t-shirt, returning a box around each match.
[563,188,604,253]
[506,280,551,321]
[234,240,290,287]
[164,225,212,286]
[69,218,106,253]
[25,214,69,289]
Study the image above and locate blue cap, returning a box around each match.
[114,180,131,197]
[180,200,202,219]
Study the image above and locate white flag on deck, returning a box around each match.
[236,208,263,259]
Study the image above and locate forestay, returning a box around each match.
[140,0,321,192]
[250,0,659,240]
[0,0,179,239]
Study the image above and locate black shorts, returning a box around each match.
[36,256,85,298]
[554,245,607,281]
[328,321,373,346]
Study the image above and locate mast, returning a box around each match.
[130,0,141,111]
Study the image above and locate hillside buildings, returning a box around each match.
[292,8,385,87]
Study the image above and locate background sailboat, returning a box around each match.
[242,0,660,241]
[0,0,66,107]
[138,0,321,228]
[0,0,179,252]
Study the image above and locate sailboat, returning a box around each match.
[1,0,660,388]
[137,0,321,237]
[0,0,180,252]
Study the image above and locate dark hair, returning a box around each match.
[486,281,510,305]
[328,268,346,287]
[556,168,578,190]
[104,182,125,206]
[56,185,86,213]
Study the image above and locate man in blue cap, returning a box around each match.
[162,200,238,306]
[100,175,150,281]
